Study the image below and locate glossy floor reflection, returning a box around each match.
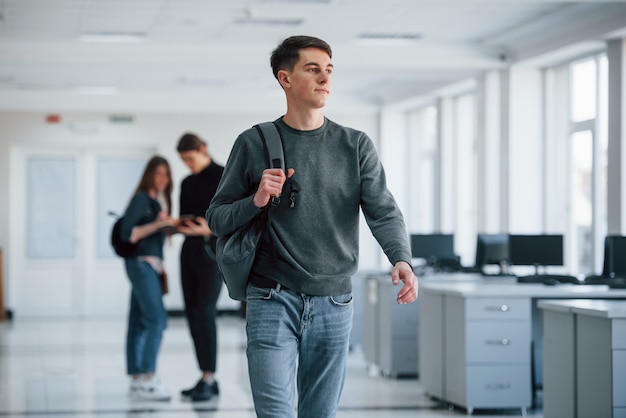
[0,314,543,417]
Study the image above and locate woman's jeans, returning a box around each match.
[124,258,168,375]
[246,284,353,418]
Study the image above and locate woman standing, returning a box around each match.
[176,133,224,402]
[119,155,174,401]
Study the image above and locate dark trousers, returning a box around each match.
[180,239,222,373]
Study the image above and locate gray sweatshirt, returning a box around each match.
[206,117,412,296]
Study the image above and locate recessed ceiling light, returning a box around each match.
[233,17,303,26]
[71,85,119,95]
[79,32,145,43]
[356,33,422,46]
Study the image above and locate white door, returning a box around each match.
[9,146,153,317]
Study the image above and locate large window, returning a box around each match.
[454,93,477,265]
[407,105,438,232]
[567,55,608,275]
[406,93,477,266]
[571,59,597,123]
[570,129,593,274]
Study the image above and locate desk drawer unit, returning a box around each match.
[419,291,445,400]
[465,365,531,409]
[378,279,419,377]
[577,312,626,418]
[445,295,532,414]
[466,298,530,320]
[466,321,529,363]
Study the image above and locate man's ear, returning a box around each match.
[278,70,290,88]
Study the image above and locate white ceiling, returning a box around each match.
[0,0,625,113]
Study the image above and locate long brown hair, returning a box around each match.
[135,155,173,214]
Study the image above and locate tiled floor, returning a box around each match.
[0,313,543,417]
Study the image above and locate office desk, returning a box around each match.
[419,278,626,414]
[536,299,578,418]
[539,299,626,418]
[362,271,488,378]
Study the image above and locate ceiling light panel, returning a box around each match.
[233,17,303,26]
[220,0,329,43]
[79,31,146,43]
[356,33,421,46]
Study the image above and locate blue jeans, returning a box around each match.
[246,284,353,418]
[124,259,168,375]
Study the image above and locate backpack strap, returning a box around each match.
[255,122,285,208]
[253,122,287,264]
[255,121,285,170]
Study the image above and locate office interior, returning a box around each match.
[1,1,626,417]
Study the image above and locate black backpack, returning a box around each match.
[110,212,138,258]
[213,121,300,301]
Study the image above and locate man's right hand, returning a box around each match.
[253,168,295,208]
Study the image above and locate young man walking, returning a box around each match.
[207,35,418,418]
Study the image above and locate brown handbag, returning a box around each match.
[159,269,169,295]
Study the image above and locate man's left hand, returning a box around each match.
[391,261,418,304]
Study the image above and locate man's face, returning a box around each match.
[179,149,206,174]
[281,47,333,109]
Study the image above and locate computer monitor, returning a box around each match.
[603,235,626,278]
[508,234,564,274]
[410,233,455,264]
[474,233,510,274]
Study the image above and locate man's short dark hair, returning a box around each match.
[176,132,206,153]
[270,35,332,80]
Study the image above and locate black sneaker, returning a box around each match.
[208,380,219,396]
[181,379,203,397]
[181,379,220,400]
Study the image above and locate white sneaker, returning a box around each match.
[137,376,171,401]
[129,378,142,398]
